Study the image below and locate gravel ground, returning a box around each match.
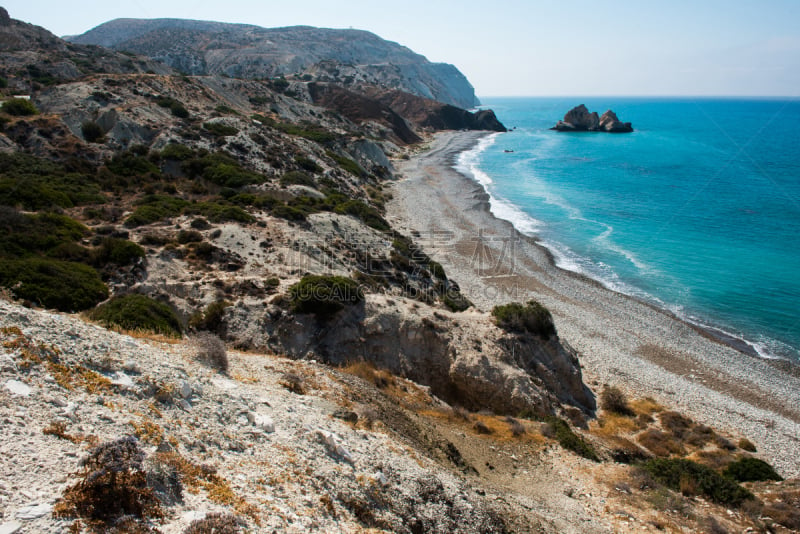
[387,131,800,478]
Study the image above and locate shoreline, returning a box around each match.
[387,130,800,477]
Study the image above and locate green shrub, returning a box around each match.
[333,199,389,231]
[492,301,556,339]
[89,294,182,337]
[81,121,105,143]
[188,300,230,335]
[177,230,203,244]
[0,210,88,257]
[289,275,364,316]
[271,205,307,222]
[203,122,239,137]
[124,195,190,227]
[1,98,38,116]
[641,458,754,507]
[0,258,107,311]
[294,155,322,173]
[182,152,262,188]
[155,97,189,118]
[160,143,194,161]
[91,237,145,267]
[0,153,104,209]
[326,151,363,176]
[442,291,472,312]
[106,151,159,177]
[184,202,254,223]
[428,261,446,280]
[723,457,782,482]
[543,417,599,461]
[280,171,315,187]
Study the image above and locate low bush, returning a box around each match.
[0,154,104,209]
[289,275,364,316]
[600,386,634,416]
[124,195,190,227]
[294,155,322,173]
[326,150,363,176]
[333,199,390,231]
[89,294,182,338]
[738,438,757,452]
[53,436,162,528]
[0,257,107,311]
[203,122,239,137]
[160,143,194,161]
[106,151,159,177]
[723,457,782,482]
[91,237,145,267]
[492,300,556,339]
[81,121,105,143]
[184,512,241,534]
[155,96,189,118]
[188,300,230,335]
[637,428,686,457]
[192,332,228,374]
[176,230,203,244]
[641,458,754,507]
[280,170,315,187]
[184,202,254,223]
[543,416,599,461]
[1,97,38,116]
[442,290,472,312]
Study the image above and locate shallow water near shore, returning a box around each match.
[463,97,800,361]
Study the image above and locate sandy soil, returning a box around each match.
[387,131,800,478]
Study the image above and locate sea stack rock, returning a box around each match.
[552,104,633,133]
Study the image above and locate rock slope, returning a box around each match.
[67,19,479,109]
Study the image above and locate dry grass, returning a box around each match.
[129,419,165,446]
[637,428,686,457]
[342,360,396,389]
[591,413,641,437]
[630,397,664,416]
[42,421,82,443]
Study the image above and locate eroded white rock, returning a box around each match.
[3,380,31,397]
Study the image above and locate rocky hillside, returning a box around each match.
[67,19,479,109]
[2,9,798,534]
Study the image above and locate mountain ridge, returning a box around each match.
[67,18,480,108]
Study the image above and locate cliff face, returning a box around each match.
[67,19,480,109]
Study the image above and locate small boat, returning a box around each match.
[503,149,514,153]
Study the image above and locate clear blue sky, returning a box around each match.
[5,1,800,97]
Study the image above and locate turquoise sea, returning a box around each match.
[461,97,800,361]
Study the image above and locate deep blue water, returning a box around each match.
[461,97,800,361]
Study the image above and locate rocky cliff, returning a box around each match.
[67,19,480,109]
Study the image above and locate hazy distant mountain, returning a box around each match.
[68,18,479,108]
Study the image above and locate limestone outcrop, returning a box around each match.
[552,104,633,133]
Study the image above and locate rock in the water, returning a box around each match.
[4,380,31,397]
[552,104,632,133]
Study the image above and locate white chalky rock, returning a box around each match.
[0,521,22,534]
[15,503,52,520]
[3,380,31,397]
[247,412,275,433]
[316,430,354,463]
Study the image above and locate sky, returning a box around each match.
[5,0,800,97]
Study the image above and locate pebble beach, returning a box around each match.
[388,131,800,478]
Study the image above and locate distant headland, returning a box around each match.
[551,104,633,133]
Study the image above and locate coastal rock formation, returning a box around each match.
[552,104,633,133]
[228,294,594,416]
[67,19,480,109]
